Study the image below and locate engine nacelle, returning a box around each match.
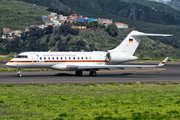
[105,52,137,63]
[50,64,67,70]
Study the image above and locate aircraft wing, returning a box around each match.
[77,57,169,70]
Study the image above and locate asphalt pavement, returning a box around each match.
[0,61,180,84]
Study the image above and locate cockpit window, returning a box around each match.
[15,55,28,58]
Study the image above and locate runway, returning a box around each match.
[0,61,180,84]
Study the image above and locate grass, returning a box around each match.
[0,68,57,72]
[0,83,180,119]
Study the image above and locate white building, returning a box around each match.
[52,20,62,26]
[50,12,57,17]
[114,22,128,29]
[59,15,67,20]
[2,35,6,39]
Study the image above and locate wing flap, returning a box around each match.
[78,65,157,69]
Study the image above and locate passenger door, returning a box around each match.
[31,54,38,66]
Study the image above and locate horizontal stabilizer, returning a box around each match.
[131,31,173,37]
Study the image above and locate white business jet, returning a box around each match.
[6,30,171,77]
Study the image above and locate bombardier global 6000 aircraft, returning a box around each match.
[6,30,171,77]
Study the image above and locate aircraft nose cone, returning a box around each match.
[6,61,15,67]
[6,62,11,66]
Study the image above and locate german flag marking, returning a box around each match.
[129,39,133,42]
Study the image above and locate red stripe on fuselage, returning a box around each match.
[8,60,106,63]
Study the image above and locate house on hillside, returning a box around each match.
[59,15,68,23]
[14,30,22,37]
[2,35,6,39]
[50,12,57,17]
[76,18,89,22]
[75,17,94,22]
[104,22,128,29]
[114,22,128,29]
[59,15,68,20]
[42,16,49,21]
[3,28,11,34]
[52,19,61,26]
[88,18,94,22]
[98,18,113,24]
[48,16,56,21]
[71,25,86,29]
[69,14,78,19]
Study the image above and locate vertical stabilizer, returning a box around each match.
[108,30,172,56]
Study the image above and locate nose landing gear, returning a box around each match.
[17,68,22,77]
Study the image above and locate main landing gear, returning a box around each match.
[89,71,97,76]
[17,68,22,77]
[75,71,97,76]
[75,71,83,76]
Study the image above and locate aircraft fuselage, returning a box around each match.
[6,51,137,71]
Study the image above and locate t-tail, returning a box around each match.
[108,30,172,56]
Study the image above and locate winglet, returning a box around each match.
[158,57,169,67]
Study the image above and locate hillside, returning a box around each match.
[15,0,74,15]
[1,0,180,59]
[0,0,50,33]
[55,0,180,49]
[56,0,180,25]
[22,0,180,49]
[19,0,180,25]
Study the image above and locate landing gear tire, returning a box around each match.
[75,71,83,76]
[17,73,22,77]
[89,71,97,76]
[17,68,22,77]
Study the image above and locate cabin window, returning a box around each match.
[86,57,88,60]
[52,57,54,60]
[77,57,79,60]
[73,57,75,60]
[15,55,28,58]
[44,57,46,60]
[61,57,63,60]
[81,57,83,60]
[56,57,58,60]
[69,57,71,60]
[48,57,50,60]
[89,57,91,60]
[40,57,42,60]
[65,57,67,60]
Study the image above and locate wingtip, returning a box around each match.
[158,57,169,67]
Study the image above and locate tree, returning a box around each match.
[106,24,118,37]
[46,25,53,34]
[46,35,51,43]
[59,24,79,36]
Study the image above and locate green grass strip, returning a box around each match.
[0,83,180,119]
[0,68,57,72]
